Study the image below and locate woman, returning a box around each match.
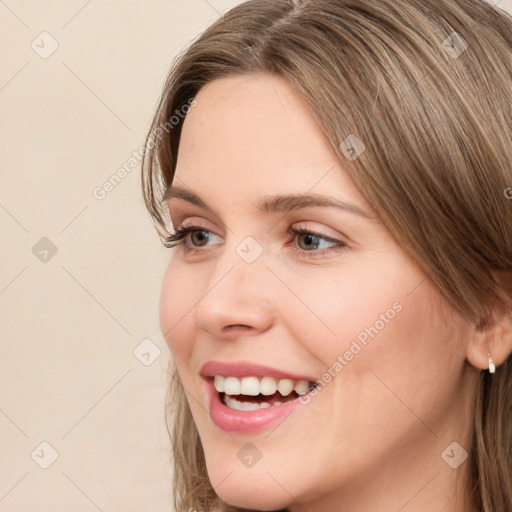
[141,1,512,511]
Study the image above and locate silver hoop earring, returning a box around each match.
[488,354,496,374]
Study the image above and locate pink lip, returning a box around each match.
[203,378,317,434]
[200,360,317,382]
[200,360,319,434]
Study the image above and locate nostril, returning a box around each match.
[221,324,254,336]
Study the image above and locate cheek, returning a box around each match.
[276,251,460,408]
[275,256,413,366]
[159,261,199,358]
[295,256,463,421]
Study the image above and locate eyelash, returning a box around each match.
[164,225,347,258]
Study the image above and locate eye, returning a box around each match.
[295,231,334,250]
[188,230,210,247]
[164,225,222,249]
[288,227,347,255]
[165,224,347,258]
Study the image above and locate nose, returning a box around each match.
[194,253,276,341]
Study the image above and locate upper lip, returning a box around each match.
[200,360,317,382]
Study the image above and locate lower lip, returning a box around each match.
[204,378,315,433]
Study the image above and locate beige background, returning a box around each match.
[1,1,511,511]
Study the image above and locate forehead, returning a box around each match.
[174,73,366,207]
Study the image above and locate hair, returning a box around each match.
[141,1,512,510]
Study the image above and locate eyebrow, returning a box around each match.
[163,186,371,218]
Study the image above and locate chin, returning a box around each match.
[206,465,293,511]
[217,492,290,512]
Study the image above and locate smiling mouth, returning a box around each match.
[214,375,318,411]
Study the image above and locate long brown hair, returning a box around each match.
[141,1,512,510]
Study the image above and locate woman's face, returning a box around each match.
[160,73,477,511]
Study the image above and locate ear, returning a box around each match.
[466,275,512,371]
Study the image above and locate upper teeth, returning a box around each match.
[213,375,311,396]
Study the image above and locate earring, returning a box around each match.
[488,353,496,374]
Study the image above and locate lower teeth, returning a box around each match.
[222,394,293,411]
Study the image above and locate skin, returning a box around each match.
[159,73,507,512]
